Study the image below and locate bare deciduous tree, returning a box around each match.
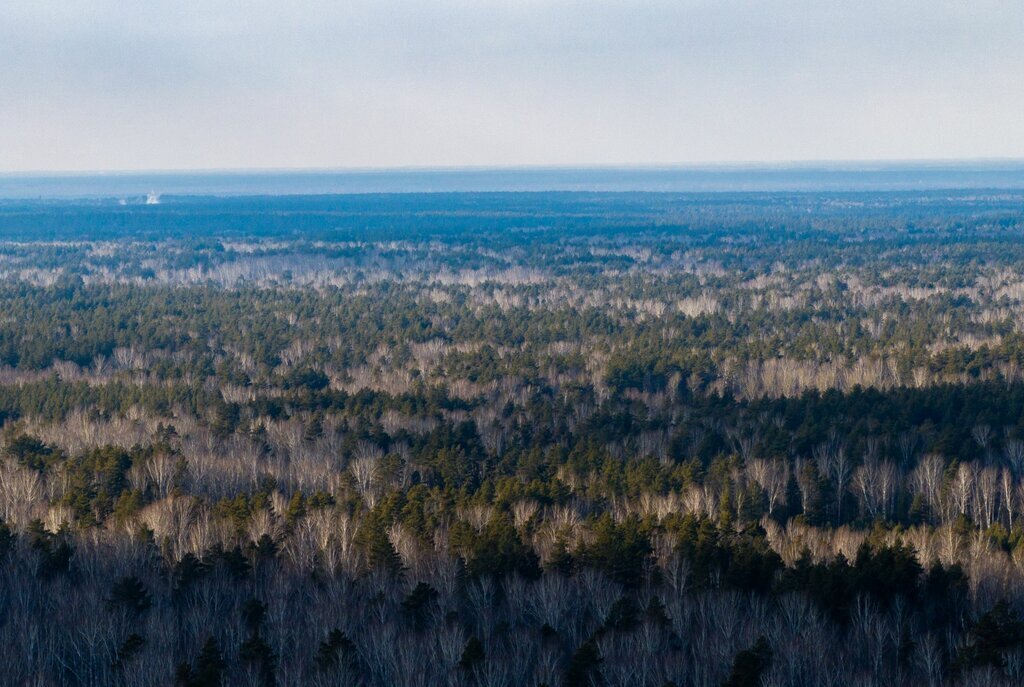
[747,458,789,516]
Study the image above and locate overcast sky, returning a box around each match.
[1,1,1022,172]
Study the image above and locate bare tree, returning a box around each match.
[915,632,945,687]
[747,458,788,516]
[951,462,975,520]
[814,435,850,522]
[910,454,946,522]
[974,465,1000,528]
[350,442,382,508]
[1005,438,1024,475]
[1001,467,1018,528]
[726,425,758,464]
[972,424,993,453]
[898,430,919,465]
[852,456,898,521]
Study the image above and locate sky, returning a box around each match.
[1,0,1023,172]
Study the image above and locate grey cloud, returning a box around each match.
[0,1,1022,170]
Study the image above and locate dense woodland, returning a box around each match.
[3,191,1024,685]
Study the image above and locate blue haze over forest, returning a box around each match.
[3,162,1024,200]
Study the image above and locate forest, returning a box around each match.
[3,190,1024,685]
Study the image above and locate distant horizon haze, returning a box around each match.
[6,157,1024,176]
[3,161,1024,199]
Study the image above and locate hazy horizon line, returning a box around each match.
[5,160,1024,200]
[4,157,1024,178]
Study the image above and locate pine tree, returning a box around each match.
[459,636,485,671]
[177,637,226,687]
[722,636,772,687]
[108,576,152,616]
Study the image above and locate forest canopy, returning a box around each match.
[2,191,1024,685]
